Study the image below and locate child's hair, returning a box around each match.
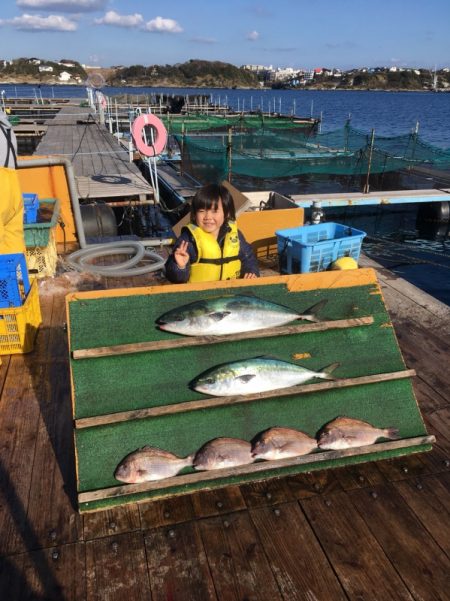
[190,183,236,223]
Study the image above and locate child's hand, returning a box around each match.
[243,272,258,279]
[174,240,190,269]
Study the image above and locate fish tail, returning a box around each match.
[384,427,400,440]
[184,454,195,467]
[300,299,328,322]
[320,362,340,379]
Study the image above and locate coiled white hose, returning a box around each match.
[66,241,165,276]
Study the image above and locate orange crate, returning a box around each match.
[0,279,42,354]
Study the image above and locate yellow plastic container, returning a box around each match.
[25,231,58,278]
[0,279,42,354]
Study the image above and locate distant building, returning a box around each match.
[38,65,53,73]
[59,60,76,68]
[58,71,72,82]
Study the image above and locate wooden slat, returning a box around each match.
[144,522,218,601]
[287,468,343,499]
[0,542,86,601]
[250,502,348,600]
[0,359,46,555]
[349,484,450,600]
[425,408,450,455]
[85,532,151,600]
[139,494,195,530]
[198,511,284,601]
[72,315,374,359]
[239,477,294,507]
[393,475,450,557]
[301,491,416,600]
[78,435,435,504]
[333,461,386,491]
[82,504,141,541]
[75,369,417,429]
[191,486,247,519]
[376,453,429,482]
[25,298,83,549]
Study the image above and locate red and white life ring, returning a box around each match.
[131,113,168,157]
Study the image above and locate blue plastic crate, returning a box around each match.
[0,253,31,308]
[23,193,39,224]
[276,222,366,274]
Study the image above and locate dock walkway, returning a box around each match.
[35,102,154,203]
[0,259,449,599]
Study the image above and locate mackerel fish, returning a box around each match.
[157,295,327,336]
[317,417,400,450]
[252,426,318,460]
[193,437,254,471]
[114,446,193,483]
[191,357,339,397]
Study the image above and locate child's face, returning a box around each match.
[195,198,225,239]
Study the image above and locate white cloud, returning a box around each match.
[247,30,259,41]
[144,16,183,34]
[16,0,107,11]
[3,13,77,30]
[94,11,144,28]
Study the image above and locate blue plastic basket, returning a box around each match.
[23,193,39,224]
[0,253,31,308]
[276,222,366,274]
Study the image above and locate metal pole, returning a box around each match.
[180,123,185,176]
[363,129,375,194]
[227,127,233,182]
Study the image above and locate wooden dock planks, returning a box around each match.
[35,103,154,202]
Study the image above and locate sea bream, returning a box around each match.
[251,426,318,460]
[317,417,400,450]
[157,295,327,336]
[114,446,193,483]
[193,437,254,471]
[191,357,339,397]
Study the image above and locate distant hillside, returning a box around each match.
[0,57,87,84]
[107,59,260,88]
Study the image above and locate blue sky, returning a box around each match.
[0,0,449,70]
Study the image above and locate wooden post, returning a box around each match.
[363,128,375,194]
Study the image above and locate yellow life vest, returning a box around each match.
[0,167,25,254]
[185,221,241,282]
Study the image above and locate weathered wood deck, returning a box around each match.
[0,257,449,600]
[35,103,154,202]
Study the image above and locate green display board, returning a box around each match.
[67,271,431,512]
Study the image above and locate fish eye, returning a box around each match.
[205,378,215,385]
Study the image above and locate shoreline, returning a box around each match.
[1,80,448,94]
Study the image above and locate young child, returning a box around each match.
[165,183,259,283]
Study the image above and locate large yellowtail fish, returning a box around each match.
[157,295,327,336]
[191,357,339,397]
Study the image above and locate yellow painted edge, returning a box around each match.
[65,268,380,303]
